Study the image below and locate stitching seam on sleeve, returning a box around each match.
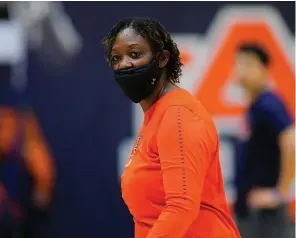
[177,106,186,196]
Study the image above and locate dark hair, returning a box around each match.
[102,18,183,83]
[237,43,270,66]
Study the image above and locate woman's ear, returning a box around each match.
[159,50,170,68]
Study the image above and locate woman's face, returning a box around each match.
[235,52,267,91]
[110,27,154,70]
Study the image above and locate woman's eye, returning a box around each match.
[110,55,120,64]
[131,52,140,58]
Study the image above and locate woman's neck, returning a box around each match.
[140,81,178,112]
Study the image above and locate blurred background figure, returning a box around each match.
[233,43,295,238]
[0,1,81,237]
[0,2,294,238]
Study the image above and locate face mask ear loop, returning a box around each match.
[155,47,166,68]
[153,48,167,99]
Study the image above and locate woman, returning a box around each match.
[103,18,240,238]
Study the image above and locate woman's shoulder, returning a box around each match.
[162,88,212,120]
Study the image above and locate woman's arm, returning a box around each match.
[147,105,217,238]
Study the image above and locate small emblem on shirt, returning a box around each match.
[126,136,142,168]
[133,136,142,153]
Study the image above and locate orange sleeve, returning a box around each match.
[147,105,217,238]
[22,111,55,203]
[0,107,18,155]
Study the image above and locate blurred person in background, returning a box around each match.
[0,107,55,238]
[103,18,240,238]
[0,2,56,238]
[234,43,295,238]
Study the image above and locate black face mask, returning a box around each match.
[114,59,163,103]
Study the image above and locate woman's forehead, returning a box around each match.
[112,28,149,51]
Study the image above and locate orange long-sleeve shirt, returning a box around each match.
[121,88,240,238]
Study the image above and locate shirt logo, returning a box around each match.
[125,136,142,168]
[133,136,142,154]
